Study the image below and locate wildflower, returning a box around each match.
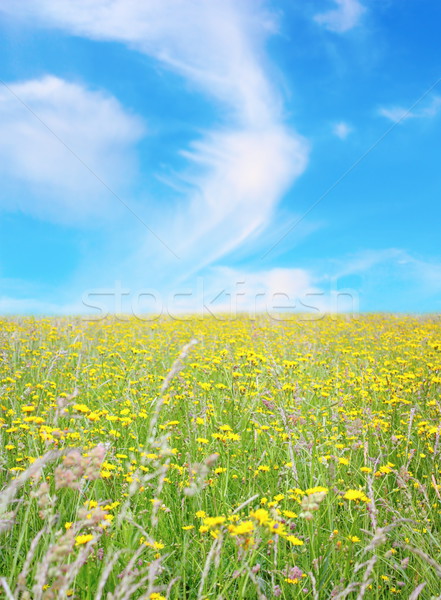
[267,520,286,535]
[75,534,94,546]
[343,489,371,503]
[251,509,269,525]
[285,535,304,545]
[285,566,304,579]
[72,403,91,413]
[378,464,394,474]
[305,486,328,495]
[152,541,165,550]
[203,516,226,528]
[228,521,254,536]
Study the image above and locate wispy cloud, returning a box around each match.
[330,249,441,310]
[4,1,279,125]
[314,0,366,33]
[1,0,310,294]
[197,266,318,314]
[379,95,441,123]
[121,265,355,317]
[0,75,144,223]
[332,121,353,139]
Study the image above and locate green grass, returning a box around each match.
[0,314,440,599]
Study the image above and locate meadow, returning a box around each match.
[0,314,440,599]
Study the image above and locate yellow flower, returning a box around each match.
[203,516,226,528]
[153,541,165,550]
[75,534,94,546]
[343,489,371,503]
[282,510,298,519]
[251,509,269,525]
[64,522,73,530]
[305,486,328,495]
[228,521,254,536]
[267,520,286,535]
[285,535,304,546]
[378,465,393,474]
[72,403,91,413]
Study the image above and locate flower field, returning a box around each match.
[0,315,440,599]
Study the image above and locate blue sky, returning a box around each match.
[0,0,440,316]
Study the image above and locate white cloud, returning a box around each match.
[379,95,441,123]
[156,266,355,317]
[332,121,352,139]
[0,75,144,222]
[331,248,441,307]
[314,0,366,33]
[378,106,414,123]
[1,1,277,125]
[171,126,308,270]
[0,1,309,286]
[421,95,441,117]
[201,266,317,314]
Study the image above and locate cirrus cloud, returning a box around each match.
[0,1,311,312]
[314,0,366,33]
